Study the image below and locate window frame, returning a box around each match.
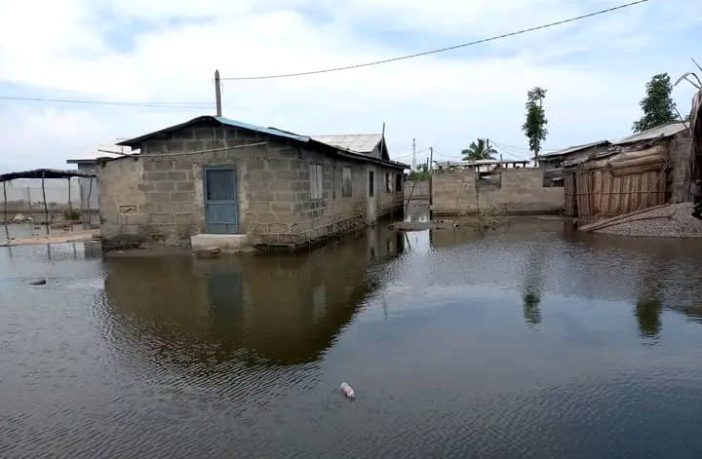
[341,167,353,198]
[310,164,323,200]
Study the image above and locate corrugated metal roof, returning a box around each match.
[1,168,95,182]
[612,122,688,145]
[541,140,610,158]
[112,116,407,169]
[117,116,310,147]
[215,117,310,143]
[311,134,382,154]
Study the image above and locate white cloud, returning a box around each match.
[0,0,700,172]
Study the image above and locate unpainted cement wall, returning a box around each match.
[432,168,564,216]
[99,121,403,249]
[403,180,430,201]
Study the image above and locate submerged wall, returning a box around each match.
[99,121,403,249]
[432,168,564,216]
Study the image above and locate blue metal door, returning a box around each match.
[204,166,238,234]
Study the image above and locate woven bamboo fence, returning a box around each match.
[564,145,668,223]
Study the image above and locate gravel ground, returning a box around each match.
[596,203,702,237]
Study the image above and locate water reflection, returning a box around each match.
[102,226,404,365]
[521,244,548,327]
[426,220,702,335]
[634,270,664,340]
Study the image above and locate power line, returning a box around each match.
[0,95,214,109]
[221,0,651,81]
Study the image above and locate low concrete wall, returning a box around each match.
[404,180,430,202]
[432,168,564,216]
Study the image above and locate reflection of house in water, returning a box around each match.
[102,226,403,365]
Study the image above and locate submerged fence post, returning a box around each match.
[85,176,94,229]
[41,171,49,235]
[67,177,73,232]
[3,180,8,241]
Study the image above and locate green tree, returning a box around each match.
[522,87,548,160]
[461,138,498,161]
[632,73,677,133]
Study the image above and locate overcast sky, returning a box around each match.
[0,0,700,172]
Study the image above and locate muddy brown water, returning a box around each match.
[2,220,702,458]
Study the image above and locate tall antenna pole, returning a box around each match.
[215,69,222,117]
[412,138,416,171]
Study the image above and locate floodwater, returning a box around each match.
[2,220,702,458]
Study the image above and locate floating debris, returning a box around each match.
[29,279,47,286]
[340,382,355,399]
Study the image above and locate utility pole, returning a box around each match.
[412,138,416,171]
[214,69,222,117]
[429,147,434,221]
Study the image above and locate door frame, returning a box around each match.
[366,166,377,224]
[203,164,239,234]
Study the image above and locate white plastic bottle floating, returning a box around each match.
[340,382,355,399]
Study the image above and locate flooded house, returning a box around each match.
[97,116,406,251]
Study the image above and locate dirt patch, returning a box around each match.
[595,203,702,237]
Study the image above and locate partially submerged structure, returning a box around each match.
[432,165,564,216]
[1,168,95,238]
[98,116,406,251]
[562,122,692,222]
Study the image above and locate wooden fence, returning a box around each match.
[564,146,668,222]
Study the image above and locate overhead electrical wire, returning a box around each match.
[0,95,213,109]
[221,0,651,81]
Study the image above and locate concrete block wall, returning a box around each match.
[432,168,564,216]
[99,121,403,249]
[403,180,430,201]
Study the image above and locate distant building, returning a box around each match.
[538,141,611,187]
[97,116,406,251]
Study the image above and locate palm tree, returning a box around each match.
[461,138,498,161]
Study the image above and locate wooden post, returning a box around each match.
[67,178,72,213]
[3,180,8,241]
[41,171,49,235]
[429,147,434,221]
[67,178,72,231]
[79,176,86,230]
[85,176,93,229]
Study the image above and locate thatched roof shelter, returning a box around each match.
[1,168,96,237]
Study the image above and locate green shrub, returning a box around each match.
[63,209,81,221]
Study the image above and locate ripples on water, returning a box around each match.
[2,220,702,458]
